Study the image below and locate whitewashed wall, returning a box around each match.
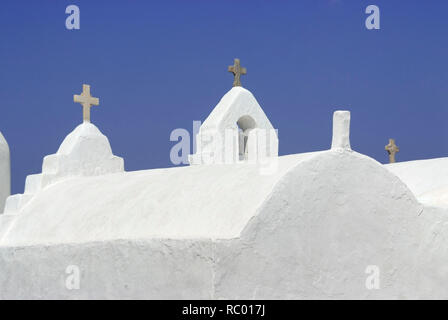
[1,150,447,299]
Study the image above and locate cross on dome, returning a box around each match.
[73,84,100,123]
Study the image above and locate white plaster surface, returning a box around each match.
[1,148,447,299]
[0,132,10,213]
[45,122,124,178]
[386,157,448,208]
[189,87,278,165]
[331,110,351,151]
[0,152,317,245]
[2,122,123,215]
[0,107,447,299]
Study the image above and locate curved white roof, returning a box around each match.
[0,152,322,246]
[386,157,448,208]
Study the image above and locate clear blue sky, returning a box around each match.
[0,0,447,194]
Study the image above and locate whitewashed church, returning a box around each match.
[0,59,447,299]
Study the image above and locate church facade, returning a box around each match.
[0,61,447,299]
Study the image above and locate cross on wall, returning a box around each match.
[385,138,399,163]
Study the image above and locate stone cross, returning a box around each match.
[73,84,100,123]
[385,138,399,163]
[228,58,247,87]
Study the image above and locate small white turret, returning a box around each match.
[0,131,10,212]
[3,84,124,215]
[331,110,351,151]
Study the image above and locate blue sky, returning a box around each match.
[0,0,447,194]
